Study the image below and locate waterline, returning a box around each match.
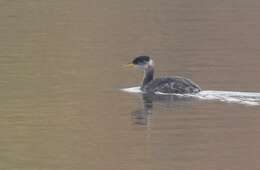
[121,87,260,106]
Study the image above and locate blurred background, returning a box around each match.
[0,0,260,170]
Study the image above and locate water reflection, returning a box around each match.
[131,93,195,125]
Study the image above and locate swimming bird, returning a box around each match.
[125,56,201,94]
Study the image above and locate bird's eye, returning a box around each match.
[132,56,150,65]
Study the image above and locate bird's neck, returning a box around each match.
[141,65,154,88]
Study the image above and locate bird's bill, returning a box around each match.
[123,63,135,68]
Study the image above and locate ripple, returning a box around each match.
[121,87,260,106]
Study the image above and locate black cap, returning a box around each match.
[132,56,150,65]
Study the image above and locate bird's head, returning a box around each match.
[125,56,154,69]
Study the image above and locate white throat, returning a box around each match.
[148,59,154,67]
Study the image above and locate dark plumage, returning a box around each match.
[132,56,150,65]
[130,56,201,94]
[142,77,201,94]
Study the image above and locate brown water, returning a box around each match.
[1,0,260,169]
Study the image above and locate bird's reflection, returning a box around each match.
[131,93,195,126]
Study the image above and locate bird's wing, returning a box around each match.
[143,77,201,94]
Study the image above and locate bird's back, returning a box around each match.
[142,76,201,94]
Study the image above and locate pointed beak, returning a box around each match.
[123,63,135,68]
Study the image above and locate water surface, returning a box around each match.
[0,0,260,170]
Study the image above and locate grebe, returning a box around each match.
[125,56,201,94]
